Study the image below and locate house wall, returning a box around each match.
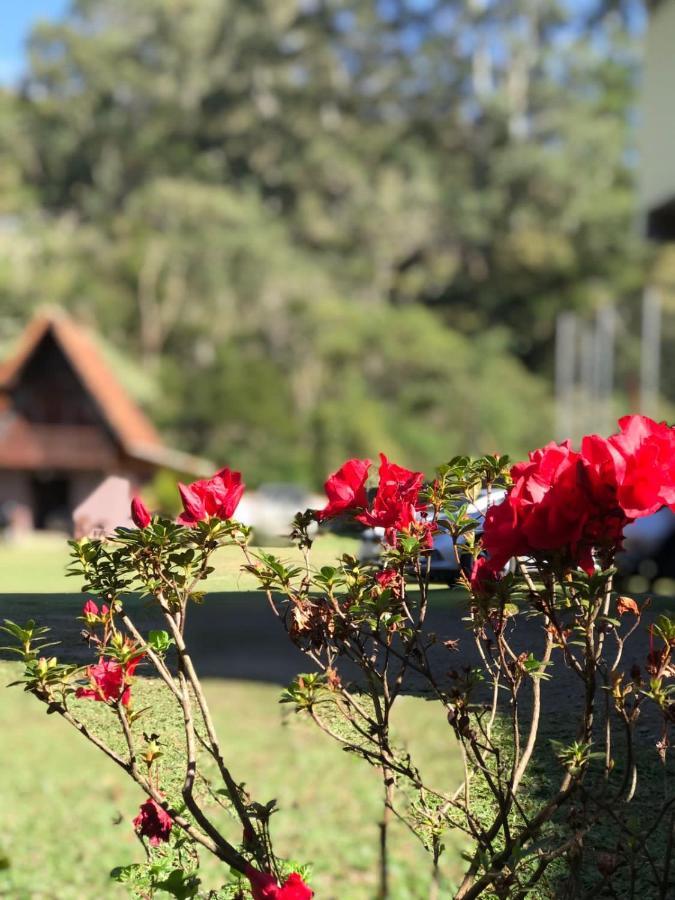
[70,471,106,510]
[0,466,153,536]
[0,471,33,531]
[640,1,675,237]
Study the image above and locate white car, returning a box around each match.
[358,489,507,585]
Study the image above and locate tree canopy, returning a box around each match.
[0,0,650,484]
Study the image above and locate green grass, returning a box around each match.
[0,533,361,595]
[0,662,468,900]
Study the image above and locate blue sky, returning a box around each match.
[0,0,68,83]
[0,0,644,85]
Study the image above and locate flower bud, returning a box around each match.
[131,496,151,529]
[82,599,100,624]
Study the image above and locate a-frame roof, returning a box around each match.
[0,310,161,454]
[0,310,213,475]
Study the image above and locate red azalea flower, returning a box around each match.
[473,416,675,591]
[133,798,173,846]
[479,496,522,572]
[478,438,624,585]
[609,415,675,517]
[470,555,499,595]
[356,454,424,533]
[316,458,371,520]
[178,467,245,525]
[246,867,279,900]
[246,867,313,900]
[508,441,591,553]
[278,873,313,899]
[131,496,152,528]
[76,654,143,706]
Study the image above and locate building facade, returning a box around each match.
[0,311,209,533]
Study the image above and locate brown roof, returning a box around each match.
[0,311,161,453]
[0,311,214,476]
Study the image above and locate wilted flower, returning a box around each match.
[133,798,172,845]
[375,568,401,591]
[616,596,640,616]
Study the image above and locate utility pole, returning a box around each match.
[580,328,595,437]
[593,305,616,434]
[640,286,661,417]
[555,311,577,441]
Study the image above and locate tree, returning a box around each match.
[0,0,650,485]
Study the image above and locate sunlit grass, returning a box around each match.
[0,532,358,595]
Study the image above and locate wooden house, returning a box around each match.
[0,310,209,533]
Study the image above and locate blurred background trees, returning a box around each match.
[0,0,651,484]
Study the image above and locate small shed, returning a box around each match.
[0,310,210,533]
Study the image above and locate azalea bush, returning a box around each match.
[2,476,312,900]
[4,415,675,898]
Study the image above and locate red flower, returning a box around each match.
[278,873,313,899]
[246,868,279,900]
[131,496,151,528]
[470,555,499,595]
[133,798,173,846]
[246,867,313,900]
[81,599,110,625]
[473,416,675,591]
[609,415,675,517]
[477,439,625,584]
[375,568,400,590]
[76,655,143,706]
[82,599,100,622]
[317,458,371,520]
[178,467,245,526]
[508,441,591,554]
[356,454,424,534]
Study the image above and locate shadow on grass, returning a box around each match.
[508,713,675,899]
[0,587,470,683]
[0,591,313,683]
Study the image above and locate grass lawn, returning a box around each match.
[0,532,363,595]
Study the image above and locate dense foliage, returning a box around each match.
[0,0,650,483]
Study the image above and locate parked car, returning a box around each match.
[359,491,675,587]
[616,506,675,583]
[358,489,507,585]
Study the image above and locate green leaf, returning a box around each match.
[147,630,174,654]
